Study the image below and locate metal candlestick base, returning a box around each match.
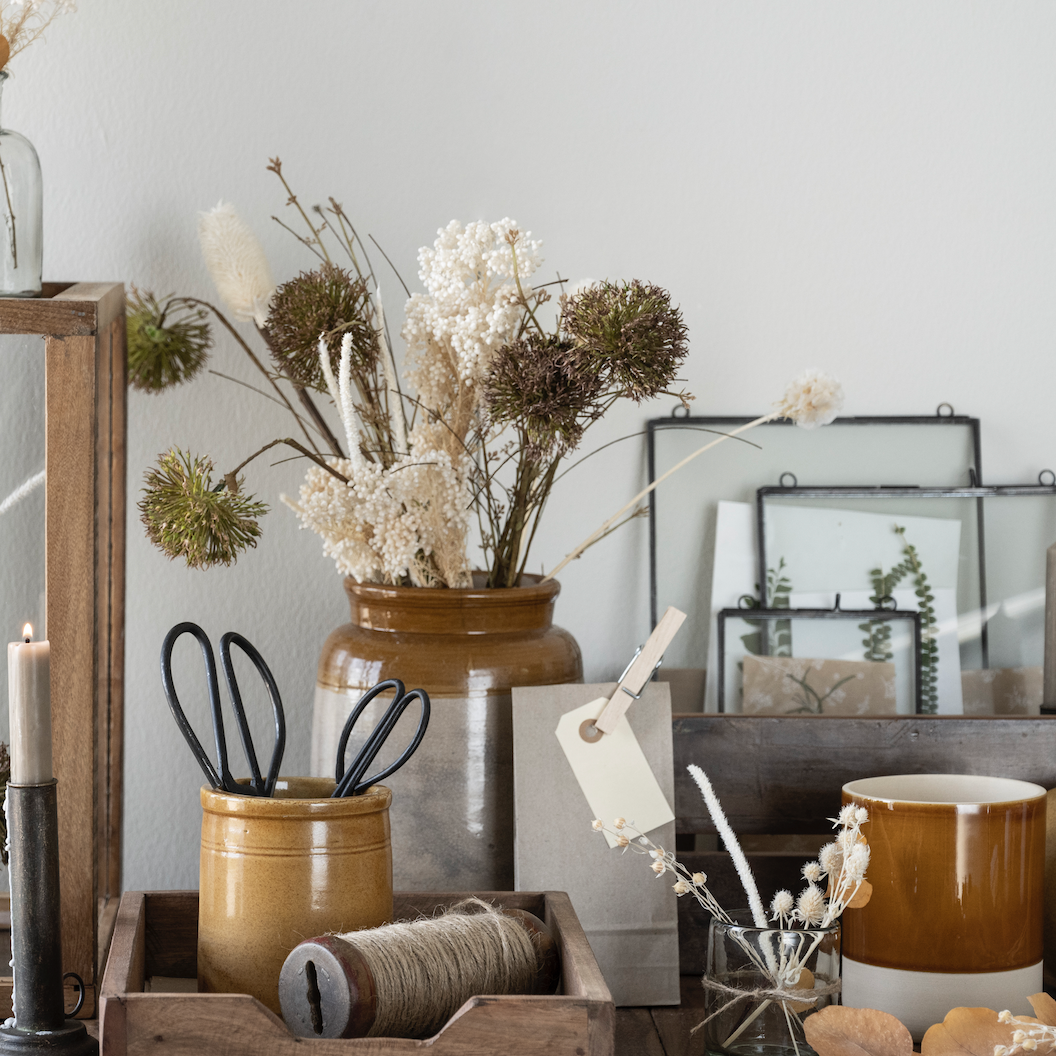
[0,1021,97,1055]
[0,782,98,1056]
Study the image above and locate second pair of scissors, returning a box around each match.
[333,679,430,798]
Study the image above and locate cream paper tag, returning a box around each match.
[555,696,675,848]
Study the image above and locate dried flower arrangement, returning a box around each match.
[133,159,844,587]
[594,764,870,1052]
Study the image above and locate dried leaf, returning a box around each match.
[921,1006,1040,1056]
[1029,994,1056,1026]
[787,967,815,1014]
[0,36,9,72]
[847,879,873,909]
[803,1005,913,1056]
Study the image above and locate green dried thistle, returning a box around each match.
[562,280,689,400]
[484,334,602,461]
[126,289,212,393]
[139,449,268,569]
[265,263,377,391]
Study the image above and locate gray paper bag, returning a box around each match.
[512,681,680,1006]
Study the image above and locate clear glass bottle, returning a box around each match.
[0,69,42,297]
[704,917,841,1056]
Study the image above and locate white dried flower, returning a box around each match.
[845,843,870,882]
[818,842,842,876]
[1014,1033,1027,1046]
[616,834,629,847]
[614,817,626,830]
[198,201,275,327]
[854,807,869,824]
[837,804,857,827]
[672,879,690,895]
[996,1048,1009,1056]
[775,369,844,430]
[802,861,822,883]
[649,847,664,860]
[591,819,604,831]
[691,872,707,885]
[794,885,826,927]
[770,890,794,920]
[651,859,666,875]
[999,1013,1014,1024]
[1023,1039,1038,1051]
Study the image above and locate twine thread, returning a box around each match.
[335,897,540,1039]
[690,975,842,1036]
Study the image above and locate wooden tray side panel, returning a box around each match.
[673,715,1056,834]
[101,891,613,1056]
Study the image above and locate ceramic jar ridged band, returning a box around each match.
[197,777,393,1015]
[311,575,583,890]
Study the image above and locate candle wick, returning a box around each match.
[22,637,29,644]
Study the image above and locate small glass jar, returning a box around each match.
[704,917,840,1056]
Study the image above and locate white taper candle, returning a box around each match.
[7,624,52,784]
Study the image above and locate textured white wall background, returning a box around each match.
[1,1,1054,890]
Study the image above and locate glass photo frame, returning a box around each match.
[758,482,1056,716]
[717,603,922,715]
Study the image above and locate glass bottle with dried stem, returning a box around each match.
[0,69,41,297]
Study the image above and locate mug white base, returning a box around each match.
[841,957,1043,1041]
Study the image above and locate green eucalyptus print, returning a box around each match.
[739,560,793,658]
[892,526,939,714]
[859,565,907,663]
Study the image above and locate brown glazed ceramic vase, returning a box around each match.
[311,574,583,891]
[198,777,393,1015]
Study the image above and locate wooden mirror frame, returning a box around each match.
[0,282,126,1019]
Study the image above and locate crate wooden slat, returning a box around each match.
[99,891,614,1056]
[0,283,127,1019]
[672,715,1056,835]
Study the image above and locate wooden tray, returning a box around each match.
[99,890,614,1056]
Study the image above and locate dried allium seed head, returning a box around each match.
[126,289,212,393]
[561,279,689,401]
[139,449,268,569]
[483,334,602,460]
[266,264,377,391]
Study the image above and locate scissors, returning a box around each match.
[333,679,430,798]
[161,621,287,797]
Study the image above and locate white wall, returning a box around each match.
[4,1,1055,890]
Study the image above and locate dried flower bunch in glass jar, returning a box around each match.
[593,765,871,1056]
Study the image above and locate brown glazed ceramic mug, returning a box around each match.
[841,774,1045,1040]
[198,777,393,1014]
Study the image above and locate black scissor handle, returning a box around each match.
[161,622,232,793]
[334,679,405,785]
[349,688,430,796]
[219,632,287,798]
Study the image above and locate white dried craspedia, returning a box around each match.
[794,885,826,927]
[770,889,794,920]
[818,842,841,876]
[775,369,844,430]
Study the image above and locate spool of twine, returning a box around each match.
[279,897,559,1039]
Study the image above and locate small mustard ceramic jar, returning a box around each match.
[198,777,393,1015]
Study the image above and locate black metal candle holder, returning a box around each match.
[0,781,97,1055]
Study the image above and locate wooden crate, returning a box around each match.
[0,283,127,1019]
[99,890,614,1056]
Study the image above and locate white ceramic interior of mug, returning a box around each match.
[843,773,1046,805]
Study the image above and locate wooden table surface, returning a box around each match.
[615,978,707,1056]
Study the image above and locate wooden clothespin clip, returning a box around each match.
[586,606,686,738]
